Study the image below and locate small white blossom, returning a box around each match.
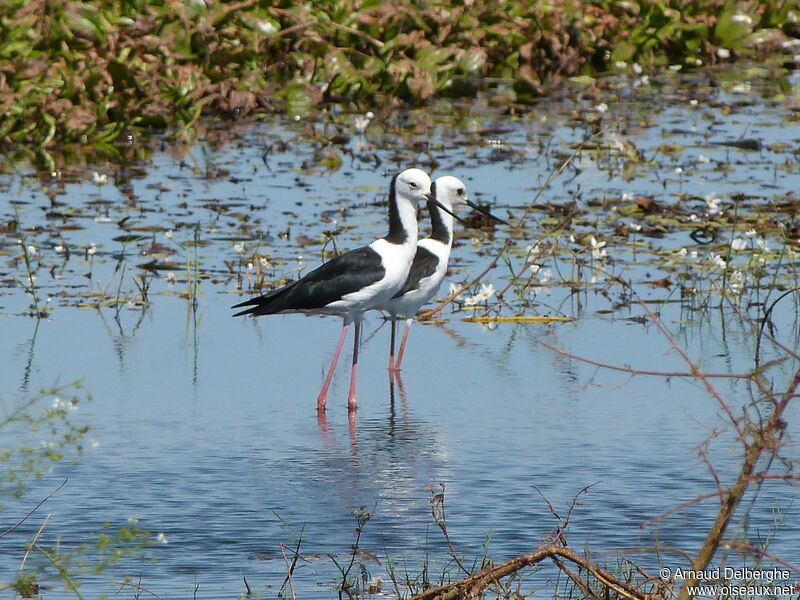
[26,245,37,256]
[354,111,374,133]
[697,154,710,163]
[589,236,607,260]
[705,193,722,215]
[689,99,698,106]
[164,230,174,240]
[54,244,65,254]
[632,63,642,74]
[710,253,727,270]
[756,238,769,252]
[166,272,177,285]
[628,222,642,232]
[674,166,683,174]
[716,48,731,59]
[731,237,747,251]
[729,270,745,292]
[669,64,683,71]
[614,61,627,69]
[593,102,608,114]
[92,172,108,185]
[538,269,552,284]
[732,14,753,25]
[621,192,633,202]
[476,282,495,301]
[88,243,97,256]
[678,247,688,257]
[233,242,245,254]
[745,229,757,237]
[155,532,168,544]
[689,214,700,222]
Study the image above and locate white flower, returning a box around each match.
[538,269,552,284]
[88,243,97,256]
[731,237,747,251]
[705,193,722,215]
[155,532,168,544]
[689,99,698,107]
[354,111,374,133]
[678,247,688,257]
[448,282,462,298]
[92,171,108,185]
[632,63,642,74]
[233,242,245,254]
[745,229,757,237]
[690,250,698,259]
[716,48,731,59]
[697,154,710,163]
[91,439,100,448]
[628,222,642,232]
[164,230,174,240]
[729,270,745,292]
[621,192,633,202]
[674,166,683,174]
[476,282,495,301]
[669,64,683,71]
[259,256,270,269]
[55,244,65,254]
[732,14,753,25]
[633,75,650,87]
[529,264,541,276]
[26,245,37,256]
[166,272,177,285]
[464,296,478,306]
[688,214,699,222]
[614,61,627,69]
[710,253,726,270]
[756,238,769,252]
[731,83,752,94]
[593,102,608,114]
[589,236,607,260]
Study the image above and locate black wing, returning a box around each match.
[232,246,385,316]
[392,246,439,299]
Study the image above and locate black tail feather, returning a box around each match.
[231,284,293,317]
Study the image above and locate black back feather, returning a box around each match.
[232,246,386,317]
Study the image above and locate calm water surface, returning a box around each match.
[2,69,800,598]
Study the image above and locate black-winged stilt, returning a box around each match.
[383,175,505,372]
[232,168,433,412]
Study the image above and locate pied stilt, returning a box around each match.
[232,168,433,412]
[383,175,505,372]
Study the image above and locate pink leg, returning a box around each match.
[394,318,413,371]
[317,322,350,411]
[347,320,361,412]
[388,318,397,371]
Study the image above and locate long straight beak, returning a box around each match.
[431,198,466,223]
[466,199,507,224]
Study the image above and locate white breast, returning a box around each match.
[326,238,417,315]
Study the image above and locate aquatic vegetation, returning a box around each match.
[1,0,799,148]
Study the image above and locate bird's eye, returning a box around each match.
[457,188,464,196]
[408,181,418,189]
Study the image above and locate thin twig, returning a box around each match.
[1,479,67,539]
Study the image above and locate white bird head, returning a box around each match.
[431,175,469,211]
[395,168,433,205]
[431,176,506,224]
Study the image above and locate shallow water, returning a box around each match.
[2,68,800,598]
